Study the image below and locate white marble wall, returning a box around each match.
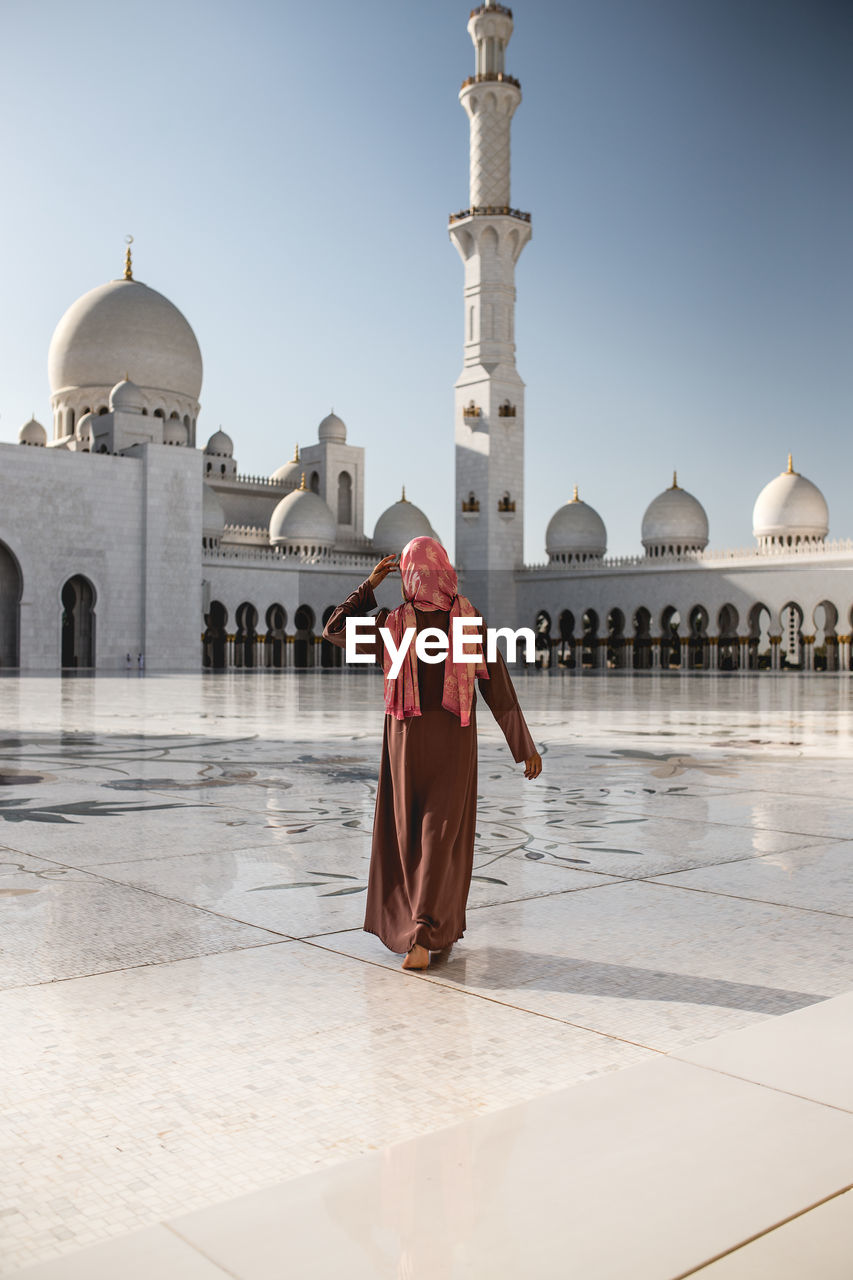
[0,442,202,671]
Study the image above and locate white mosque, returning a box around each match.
[1,0,851,674]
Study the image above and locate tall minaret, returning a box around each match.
[450,0,530,626]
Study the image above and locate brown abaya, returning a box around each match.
[323,579,536,955]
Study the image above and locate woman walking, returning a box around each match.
[323,536,541,971]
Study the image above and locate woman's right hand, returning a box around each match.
[523,753,542,780]
[368,555,399,591]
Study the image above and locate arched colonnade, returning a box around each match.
[203,600,345,670]
[533,600,852,673]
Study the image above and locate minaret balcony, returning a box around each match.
[462,402,483,425]
[469,3,513,17]
[460,71,520,90]
[449,205,531,225]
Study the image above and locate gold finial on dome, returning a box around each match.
[299,472,307,490]
[123,235,134,281]
[571,485,579,503]
[787,453,795,474]
[671,470,679,489]
[292,443,300,462]
[401,485,408,502]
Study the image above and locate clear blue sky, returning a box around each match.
[1,0,850,558]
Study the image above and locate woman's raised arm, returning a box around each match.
[321,558,396,658]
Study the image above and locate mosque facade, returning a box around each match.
[1,1,850,674]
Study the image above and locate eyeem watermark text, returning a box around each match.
[345,617,535,676]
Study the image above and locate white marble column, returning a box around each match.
[709,638,718,671]
[651,640,661,670]
[770,636,781,671]
[802,636,815,671]
[838,635,851,672]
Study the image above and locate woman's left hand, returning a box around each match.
[523,753,542,780]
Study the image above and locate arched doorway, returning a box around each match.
[61,576,96,668]
[582,609,599,669]
[557,609,575,668]
[633,607,651,670]
[204,600,228,670]
[717,604,740,671]
[0,540,22,668]
[534,610,552,669]
[265,604,287,669]
[780,602,804,669]
[321,606,342,668]
[747,602,772,670]
[660,607,681,669]
[607,608,625,669]
[235,602,258,669]
[293,605,316,668]
[813,601,838,672]
[688,605,709,670]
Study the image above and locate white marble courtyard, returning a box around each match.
[2,671,853,1277]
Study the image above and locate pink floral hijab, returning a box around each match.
[382,536,488,726]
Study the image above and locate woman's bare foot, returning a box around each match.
[402,944,429,970]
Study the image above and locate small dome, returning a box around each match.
[163,416,188,446]
[642,473,709,554]
[269,479,336,548]
[546,487,607,562]
[318,411,346,443]
[271,444,302,486]
[48,278,202,402]
[753,455,828,547]
[76,411,95,445]
[202,483,226,537]
[373,488,435,555]
[18,417,47,446]
[109,378,146,413]
[205,428,233,457]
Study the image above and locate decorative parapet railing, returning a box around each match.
[449,205,531,224]
[223,473,292,489]
[221,523,269,544]
[204,544,376,569]
[521,537,853,573]
[460,72,520,90]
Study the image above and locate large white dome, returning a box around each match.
[373,490,435,555]
[546,487,606,563]
[642,474,709,556]
[752,456,828,548]
[48,278,202,403]
[269,481,336,553]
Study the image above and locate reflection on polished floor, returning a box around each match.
[2,671,853,1276]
